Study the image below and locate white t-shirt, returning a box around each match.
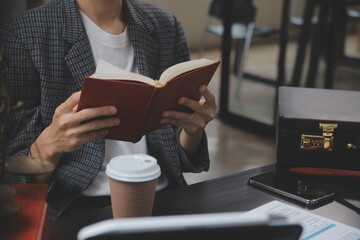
[80,12,168,196]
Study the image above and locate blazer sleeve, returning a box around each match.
[1,24,42,183]
[171,16,210,173]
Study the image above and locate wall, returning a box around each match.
[144,0,213,50]
[1,0,304,49]
[0,1,26,23]
[0,0,49,23]
[144,0,303,50]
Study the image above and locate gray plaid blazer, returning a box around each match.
[1,0,210,220]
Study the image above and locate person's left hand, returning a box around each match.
[160,85,217,137]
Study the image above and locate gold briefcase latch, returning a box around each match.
[301,123,338,151]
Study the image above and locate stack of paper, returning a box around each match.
[242,200,360,240]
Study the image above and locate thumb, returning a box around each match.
[59,91,82,113]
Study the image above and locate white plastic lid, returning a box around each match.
[105,154,161,182]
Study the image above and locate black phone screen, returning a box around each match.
[248,172,335,205]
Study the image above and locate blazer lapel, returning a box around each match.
[62,0,95,90]
[125,0,160,79]
[64,35,95,90]
[60,0,103,190]
[63,0,160,86]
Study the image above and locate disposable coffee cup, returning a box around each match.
[106,154,161,219]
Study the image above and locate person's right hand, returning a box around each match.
[30,91,120,167]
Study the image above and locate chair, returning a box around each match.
[338,4,360,69]
[198,0,276,98]
[289,0,360,89]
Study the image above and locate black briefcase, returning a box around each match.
[276,86,360,171]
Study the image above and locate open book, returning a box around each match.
[77,58,220,142]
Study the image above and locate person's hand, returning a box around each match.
[31,91,120,165]
[160,85,217,152]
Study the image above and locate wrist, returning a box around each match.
[31,131,62,166]
[180,129,203,153]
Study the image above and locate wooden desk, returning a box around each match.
[50,164,360,240]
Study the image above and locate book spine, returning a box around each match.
[133,87,158,142]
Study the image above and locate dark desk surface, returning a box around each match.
[50,164,360,240]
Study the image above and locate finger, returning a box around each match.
[161,111,206,129]
[175,96,215,123]
[161,117,189,129]
[161,117,204,136]
[66,129,110,151]
[178,97,203,113]
[72,104,78,113]
[70,117,120,136]
[177,86,217,113]
[57,91,82,113]
[75,106,118,123]
[163,108,212,127]
[79,128,110,144]
[162,110,193,123]
[199,85,217,109]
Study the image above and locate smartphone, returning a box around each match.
[248,172,335,205]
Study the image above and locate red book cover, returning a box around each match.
[2,184,49,240]
[77,59,220,143]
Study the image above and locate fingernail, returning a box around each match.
[114,118,120,125]
[178,97,185,104]
[109,107,117,114]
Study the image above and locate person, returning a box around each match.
[0,0,217,220]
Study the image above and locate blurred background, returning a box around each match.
[2,0,360,184]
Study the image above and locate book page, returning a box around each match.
[91,59,156,85]
[159,58,217,84]
[241,201,360,240]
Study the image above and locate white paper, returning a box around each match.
[241,201,360,240]
[91,59,154,84]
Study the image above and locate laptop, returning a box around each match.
[77,211,302,240]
